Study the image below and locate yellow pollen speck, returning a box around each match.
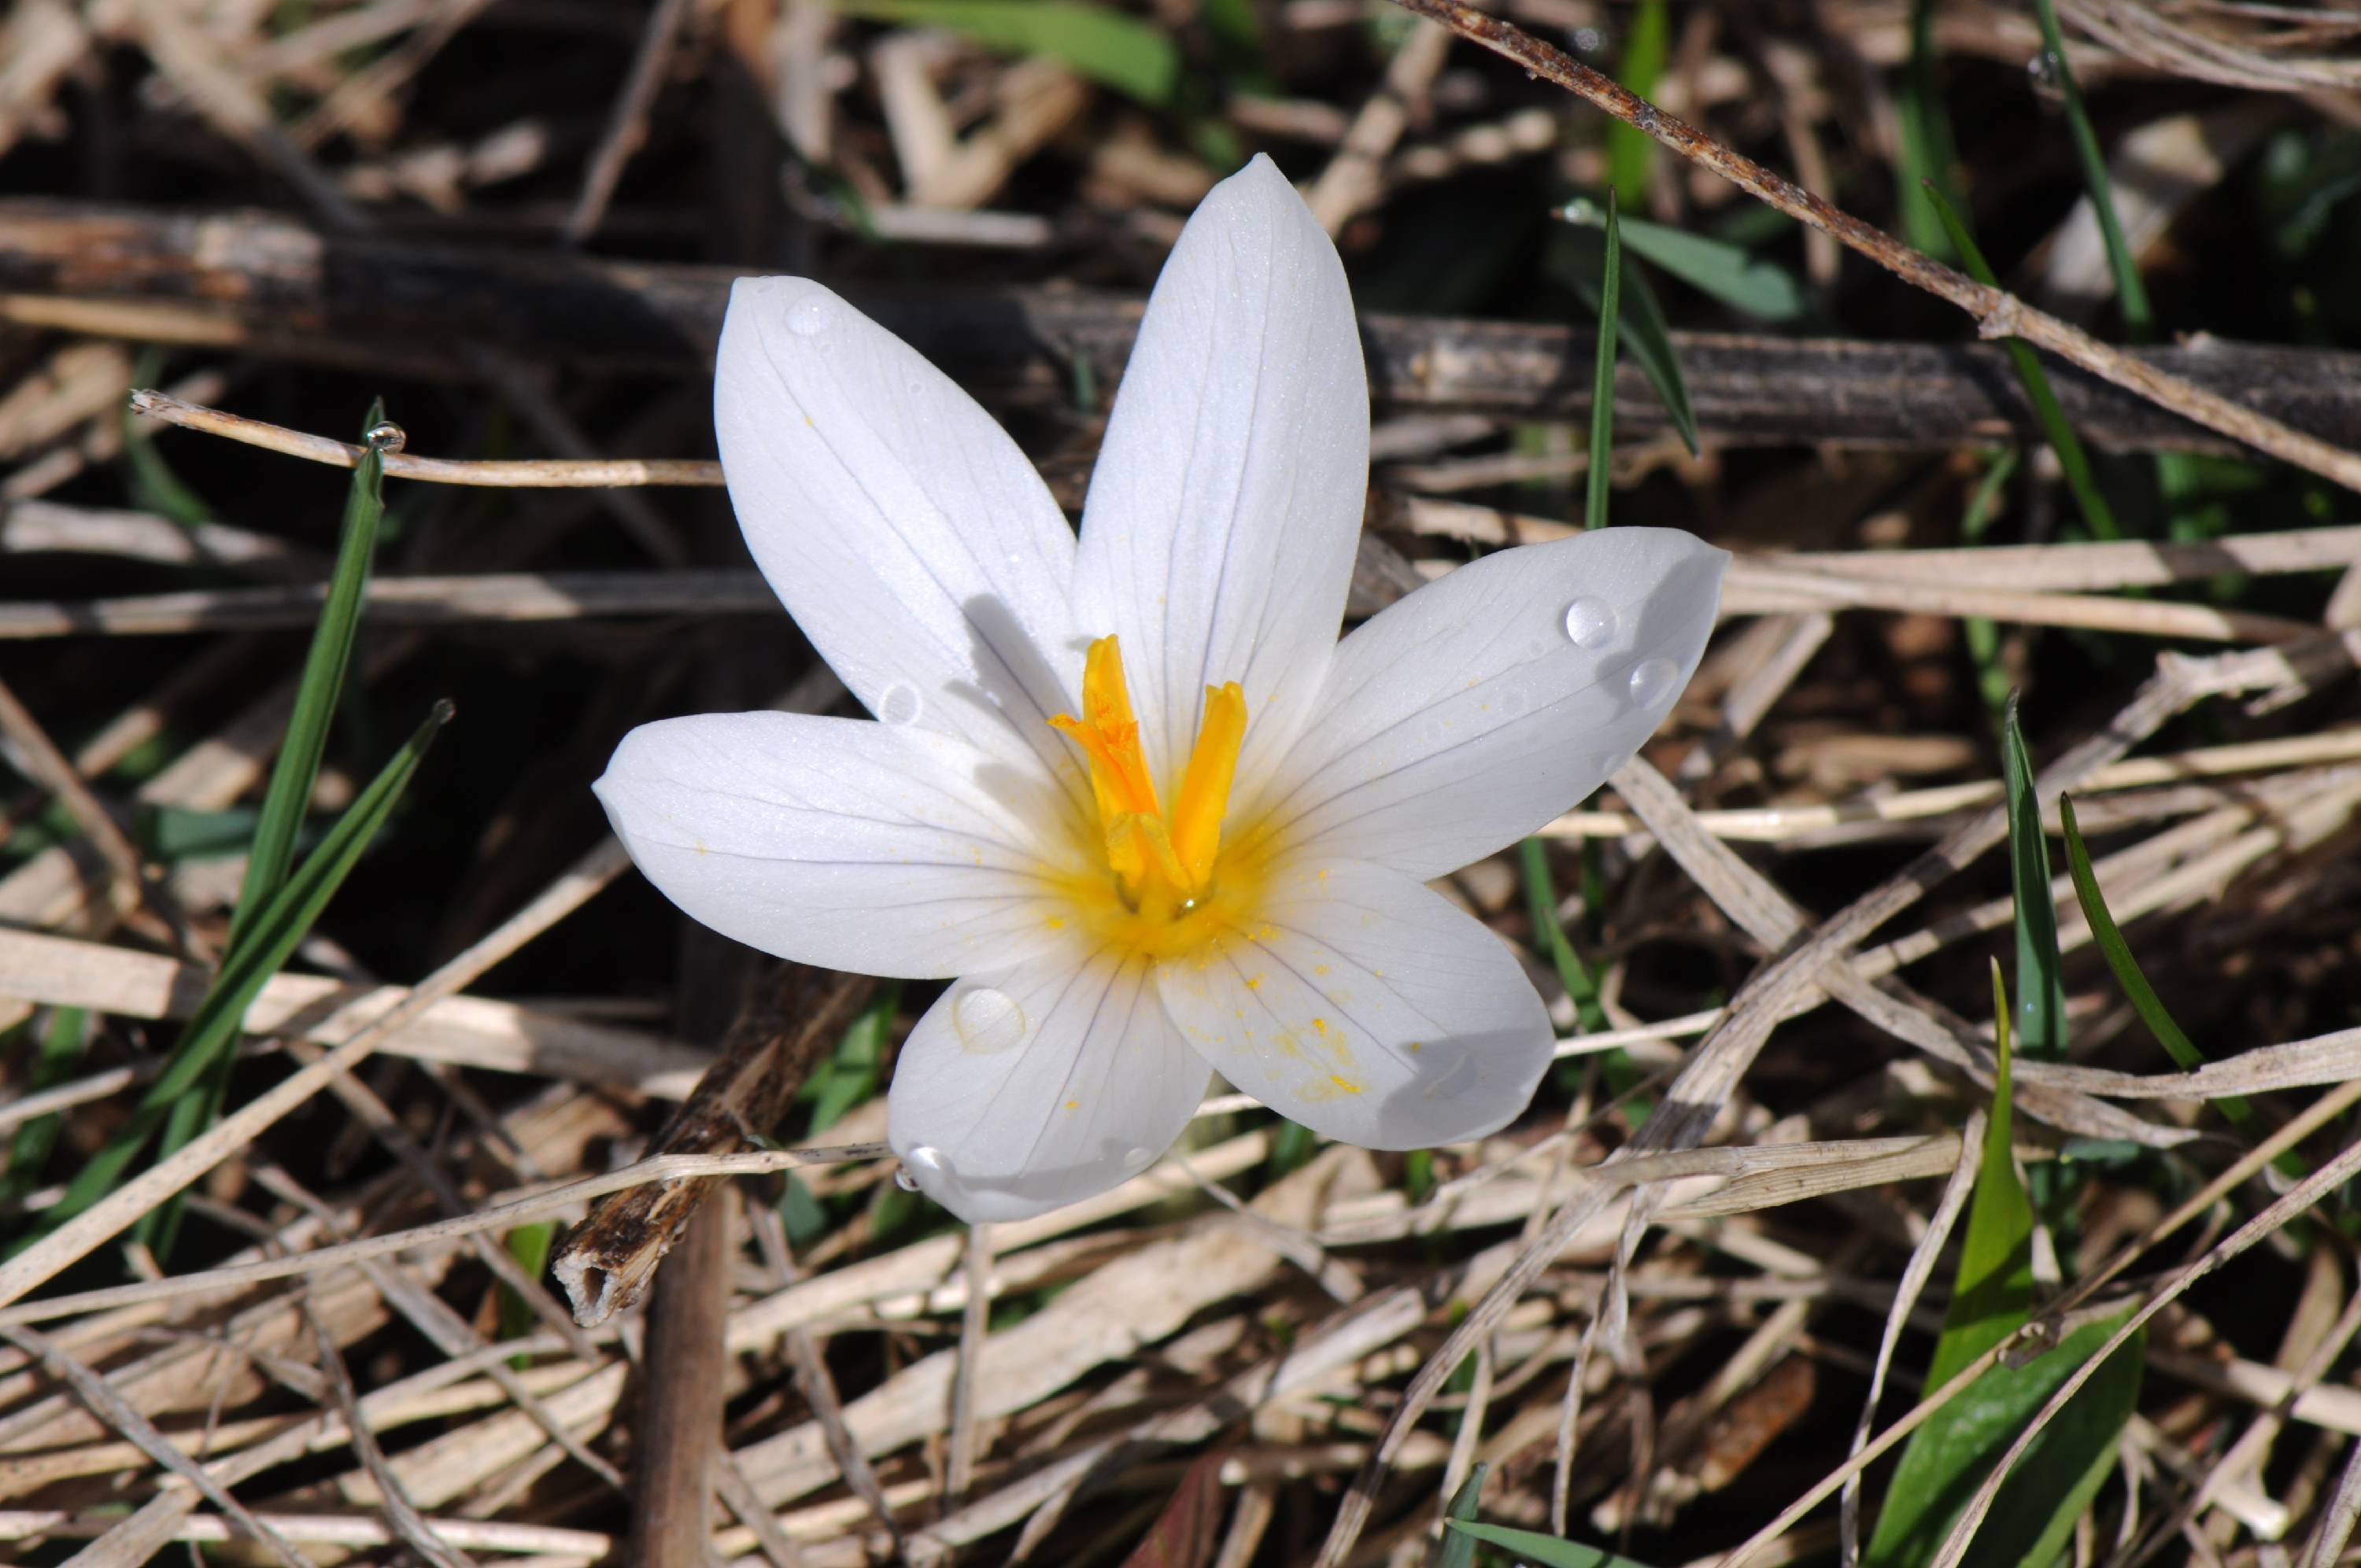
[1046,915,1065,930]
[1245,974,1262,991]
[1407,1041,1423,1054]
[1311,1017,1328,1037]
[1064,1098,1078,1111]
[1328,1074,1362,1094]
[1314,964,1329,976]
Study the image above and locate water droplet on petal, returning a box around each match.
[786,295,833,337]
[877,683,922,726]
[952,987,1026,1056]
[1124,1146,1154,1168]
[1627,657,1680,710]
[897,1144,950,1190]
[1563,596,1618,649]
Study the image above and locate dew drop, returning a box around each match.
[897,1144,950,1190]
[1123,1146,1153,1169]
[786,294,833,337]
[364,421,407,453]
[877,682,922,726]
[1627,657,1680,710]
[1563,596,1618,649]
[952,987,1026,1056]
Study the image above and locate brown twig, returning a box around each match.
[1387,0,2361,494]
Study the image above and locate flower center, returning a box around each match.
[1048,635,1246,924]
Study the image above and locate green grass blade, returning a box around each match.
[1866,961,2032,1563]
[2002,696,2067,1065]
[803,980,900,1134]
[498,1221,558,1366]
[1923,183,2121,542]
[1444,1520,1656,1568]
[1871,1312,2145,1568]
[1520,838,1607,1035]
[1432,1461,1488,1568]
[1560,200,1805,321]
[1555,224,1698,457]
[2060,797,2297,1171]
[1869,963,2145,1568]
[829,0,1178,105]
[138,409,394,1253]
[1934,961,2036,1388]
[1586,191,1622,532]
[2027,0,2154,339]
[1894,0,1960,259]
[0,1008,91,1209]
[17,702,451,1256]
[1960,448,2020,720]
[2060,795,2204,1076]
[1606,0,1668,208]
[226,404,390,957]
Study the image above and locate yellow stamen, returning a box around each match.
[1171,681,1246,887]
[1047,635,1247,915]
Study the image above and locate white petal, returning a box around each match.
[1155,859,1552,1149]
[1072,153,1369,799]
[594,711,1082,980]
[715,277,1083,789]
[888,949,1210,1223]
[1242,528,1728,881]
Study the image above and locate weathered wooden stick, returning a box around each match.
[8,200,2361,453]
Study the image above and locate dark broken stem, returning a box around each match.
[552,965,876,1326]
[1386,0,2361,495]
[630,1190,736,1568]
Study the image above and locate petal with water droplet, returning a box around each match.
[1243,527,1727,880]
[888,946,1211,1223]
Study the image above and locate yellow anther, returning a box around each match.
[1171,681,1245,888]
[1047,636,1247,916]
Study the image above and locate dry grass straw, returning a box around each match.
[6,1,2361,1565]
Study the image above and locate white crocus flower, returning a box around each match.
[595,155,1728,1223]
